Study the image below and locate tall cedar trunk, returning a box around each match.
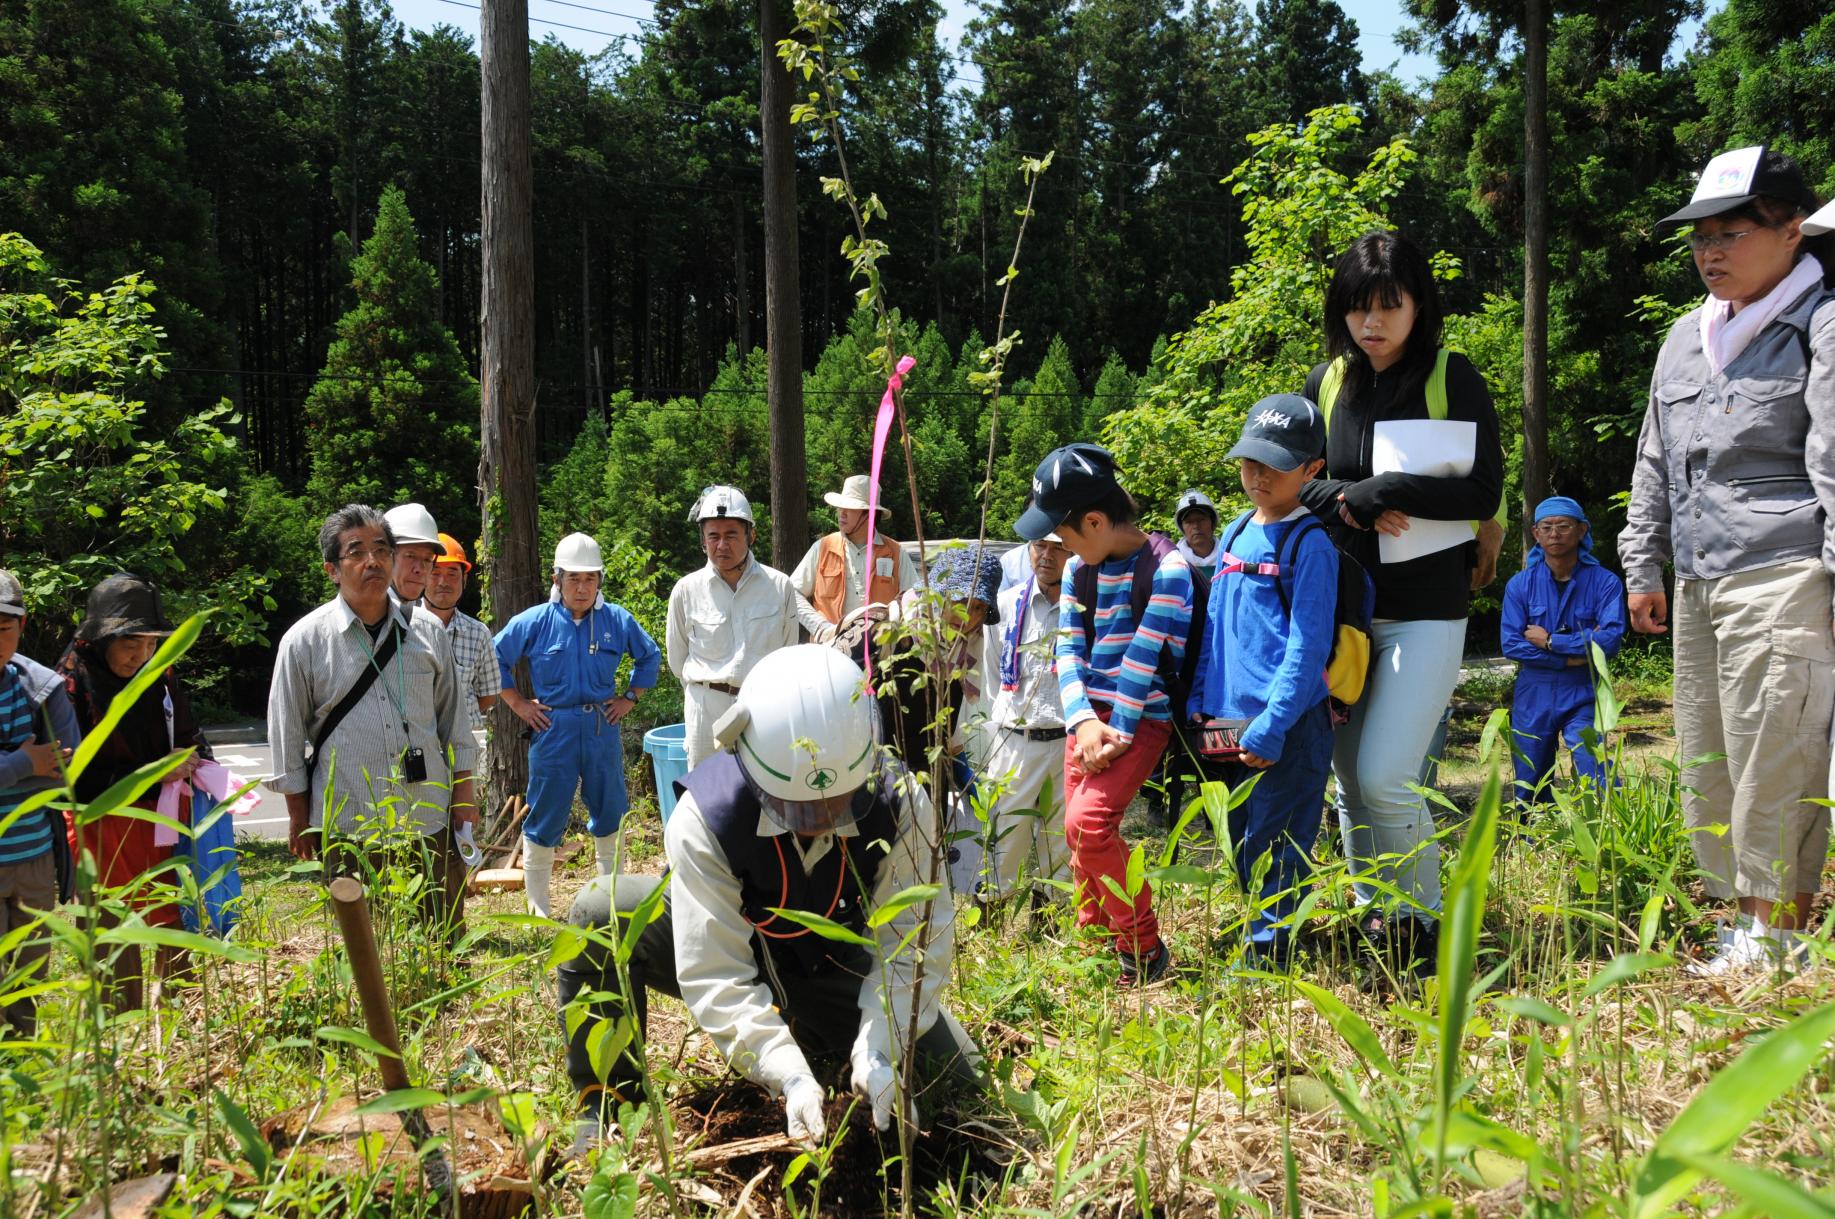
[735,193,752,356]
[1521,0,1550,529]
[581,215,593,412]
[760,0,807,568]
[480,0,540,815]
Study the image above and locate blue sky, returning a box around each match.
[388,0,1441,81]
[386,0,1715,88]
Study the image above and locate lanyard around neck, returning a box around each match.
[356,612,410,738]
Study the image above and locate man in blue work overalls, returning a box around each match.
[495,532,661,916]
[1500,497,1627,812]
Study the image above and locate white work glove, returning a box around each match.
[850,1050,913,1133]
[783,1074,826,1147]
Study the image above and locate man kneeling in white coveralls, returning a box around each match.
[559,645,984,1150]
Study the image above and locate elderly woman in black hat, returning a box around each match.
[56,574,212,1008]
[1621,145,1835,976]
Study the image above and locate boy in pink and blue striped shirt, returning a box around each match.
[1015,443,1194,987]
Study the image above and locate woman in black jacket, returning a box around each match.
[1298,231,1504,982]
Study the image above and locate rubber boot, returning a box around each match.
[593,834,619,877]
[523,840,556,919]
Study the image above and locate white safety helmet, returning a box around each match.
[553,532,605,573]
[384,502,441,547]
[689,484,755,526]
[715,645,878,833]
[1175,488,1217,525]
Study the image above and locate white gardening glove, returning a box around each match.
[850,1050,910,1132]
[783,1074,826,1147]
[814,621,839,645]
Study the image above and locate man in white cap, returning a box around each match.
[1172,489,1221,575]
[493,532,661,916]
[790,473,919,642]
[383,503,443,605]
[666,485,799,768]
[558,645,981,1150]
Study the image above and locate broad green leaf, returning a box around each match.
[97,924,257,962]
[581,1163,639,1219]
[498,1092,538,1140]
[316,1025,399,1059]
[619,881,668,962]
[1433,762,1503,1171]
[1291,978,1398,1079]
[1582,952,1673,998]
[214,1088,272,1182]
[763,906,874,947]
[1670,1152,1835,1219]
[867,883,942,928]
[1632,1001,1835,1218]
[353,1088,447,1116]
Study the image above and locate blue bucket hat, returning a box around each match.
[926,545,1004,625]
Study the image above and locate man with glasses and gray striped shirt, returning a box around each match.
[265,505,478,925]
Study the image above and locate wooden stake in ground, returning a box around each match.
[329,877,454,1204]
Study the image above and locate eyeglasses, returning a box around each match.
[1687,228,1764,254]
[338,543,395,563]
[1533,520,1581,535]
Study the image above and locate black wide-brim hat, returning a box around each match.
[75,574,175,642]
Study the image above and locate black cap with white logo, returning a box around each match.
[1014,443,1120,541]
[1226,394,1325,472]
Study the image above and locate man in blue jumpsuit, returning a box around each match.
[1500,497,1626,810]
[495,532,661,916]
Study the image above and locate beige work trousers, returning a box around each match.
[682,681,738,770]
[1673,559,1834,901]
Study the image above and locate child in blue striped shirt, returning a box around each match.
[0,570,80,1037]
[1015,444,1193,987]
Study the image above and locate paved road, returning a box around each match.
[203,727,495,842]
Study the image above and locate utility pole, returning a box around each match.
[1521,0,1550,529]
[760,0,807,567]
[480,0,540,812]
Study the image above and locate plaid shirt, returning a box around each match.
[443,610,498,731]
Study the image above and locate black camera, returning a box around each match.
[401,746,428,784]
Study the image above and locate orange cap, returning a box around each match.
[435,533,472,571]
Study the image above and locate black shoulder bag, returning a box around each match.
[303,620,403,784]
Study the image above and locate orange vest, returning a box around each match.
[810,532,901,624]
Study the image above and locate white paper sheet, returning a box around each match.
[1371,420,1477,564]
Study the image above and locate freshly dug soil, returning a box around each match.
[673,1084,1003,1217]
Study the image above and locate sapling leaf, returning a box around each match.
[1631,1000,1835,1218]
[764,907,875,947]
[1433,762,1503,1173]
[867,883,942,927]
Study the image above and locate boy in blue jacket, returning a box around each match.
[1188,396,1337,969]
[1501,497,1625,810]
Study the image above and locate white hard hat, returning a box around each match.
[1175,488,1217,523]
[716,645,877,833]
[553,532,604,573]
[1805,198,1835,237]
[384,502,441,547]
[689,484,755,526]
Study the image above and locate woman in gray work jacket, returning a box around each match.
[1621,146,1835,976]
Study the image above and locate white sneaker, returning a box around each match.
[1687,923,1807,976]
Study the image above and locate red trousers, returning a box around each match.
[1063,712,1170,955]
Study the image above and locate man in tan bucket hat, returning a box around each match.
[790,474,919,642]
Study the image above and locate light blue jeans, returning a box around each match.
[1334,617,1467,921]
